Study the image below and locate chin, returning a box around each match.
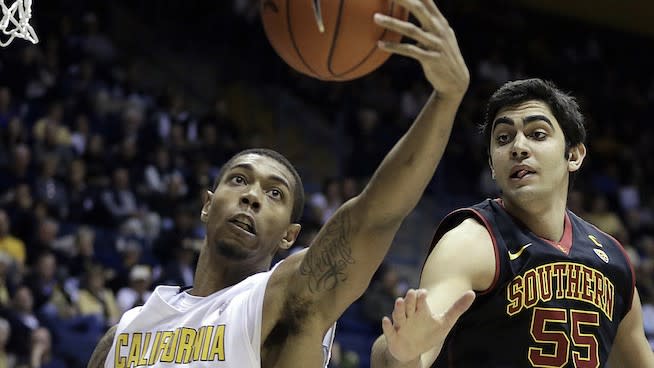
[214,239,250,260]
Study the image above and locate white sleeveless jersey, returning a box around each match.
[105,267,335,368]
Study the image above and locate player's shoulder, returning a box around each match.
[438,217,492,249]
[423,217,495,290]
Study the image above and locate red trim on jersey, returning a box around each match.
[495,198,573,255]
[588,224,636,315]
[468,208,501,296]
[539,214,573,255]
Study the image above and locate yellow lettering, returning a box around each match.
[553,263,567,299]
[114,333,129,368]
[155,331,175,363]
[201,326,214,361]
[192,326,207,362]
[209,325,226,361]
[581,267,593,302]
[127,333,142,368]
[138,332,151,366]
[524,269,538,309]
[506,262,616,321]
[538,264,553,302]
[161,328,181,362]
[147,331,163,365]
[605,279,614,320]
[566,264,581,299]
[175,328,197,363]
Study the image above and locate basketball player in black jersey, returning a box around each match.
[371,79,654,367]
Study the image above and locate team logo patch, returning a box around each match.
[593,248,609,263]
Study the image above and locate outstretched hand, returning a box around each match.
[382,289,475,364]
[374,0,469,98]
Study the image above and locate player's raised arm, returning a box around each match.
[289,0,469,326]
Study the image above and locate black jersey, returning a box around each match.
[429,199,634,368]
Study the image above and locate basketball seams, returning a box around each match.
[330,1,404,80]
[263,0,406,81]
[287,0,321,79]
[326,0,345,78]
[334,2,394,79]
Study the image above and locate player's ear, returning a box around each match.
[201,191,213,223]
[278,223,301,250]
[567,143,586,173]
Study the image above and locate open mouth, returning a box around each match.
[229,217,256,235]
[510,169,535,179]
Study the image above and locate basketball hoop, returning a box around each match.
[0,0,37,47]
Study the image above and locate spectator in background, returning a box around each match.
[309,177,343,225]
[585,194,627,241]
[157,241,197,287]
[76,264,119,328]
[3,286,39,362]
[66,227,98,279]
[3,183,37,244]
[108,239,143,292]
[0,317,16,368]
[0,86,18,128]
[32,157,68,220]
[26,219,61,266]
[32,102,70,152]
[69,113,92,156]
[362,264,405,326]
[65,159,98,224]
[0,253,15,307]
[116,265,152,313]
[0,144,34,196]
[82,135,109,186]
[0,209,26,270]
[28,327,65,368]
[100,167,139,228]
[23,252,74,319]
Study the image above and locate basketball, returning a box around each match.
[261,0,408,81]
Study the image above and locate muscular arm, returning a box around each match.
[287,7,470,329]
[607,289,654,367]
[371,219,496,368]
[87,325,117,368]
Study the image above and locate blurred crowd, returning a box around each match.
[0,0,651,367]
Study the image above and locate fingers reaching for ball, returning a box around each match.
[374,0,469,97]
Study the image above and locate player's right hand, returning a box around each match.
[382,289,475,363]
[374,0,469,99]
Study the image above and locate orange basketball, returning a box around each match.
[261,0,408,81]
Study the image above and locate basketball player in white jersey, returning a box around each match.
[87,1,471,366]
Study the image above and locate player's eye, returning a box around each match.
[531,131,547,140]
[230,175,246,185]
[268,188,283,200]
[496,133,511,145]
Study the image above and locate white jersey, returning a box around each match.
[105,266,335,367]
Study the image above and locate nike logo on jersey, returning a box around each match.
[588,235,603,247]
[508,243,532,260]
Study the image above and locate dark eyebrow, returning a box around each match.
[230,163,292,191]
[491,114,554,131]
[523,114,553,129]
[491,116,513,131]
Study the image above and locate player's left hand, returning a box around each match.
[382,288,475,363]
[374,0,469,99]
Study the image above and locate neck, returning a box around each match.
[189,240,272,297]
[502,191,568,242]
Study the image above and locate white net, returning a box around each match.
[0,0,37,47]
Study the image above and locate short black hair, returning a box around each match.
[213,148,304,223]
[481,78,586,156]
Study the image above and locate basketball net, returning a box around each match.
[0,0,37,47]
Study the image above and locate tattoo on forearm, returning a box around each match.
[300,209,355,293]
